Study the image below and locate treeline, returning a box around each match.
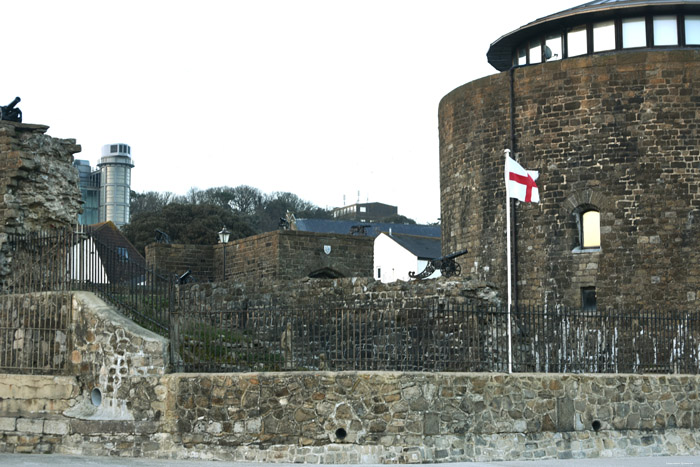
[123,185,332,254]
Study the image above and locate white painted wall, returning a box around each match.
[374,233,440,283]
[70,238,108,284]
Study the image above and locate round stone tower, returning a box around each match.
[440,0,700,310]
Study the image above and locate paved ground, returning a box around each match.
[1,453,700,466]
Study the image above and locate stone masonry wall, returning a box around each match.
[218,230,374,282]
[146,244,215,282]
[148,230,374,283]
[440,49,700,310]
[66,292,169,422]
[0,291,169,455]
[3,367,700,462]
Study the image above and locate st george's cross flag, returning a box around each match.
[505,155,540,203]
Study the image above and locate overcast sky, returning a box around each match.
[3,0,582,224]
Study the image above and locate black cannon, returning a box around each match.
[0,97,22,123]
[409,248,468,280]
[155,229,172,244]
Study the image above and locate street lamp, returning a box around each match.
[218,226,230,281]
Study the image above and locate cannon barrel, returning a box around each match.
[6,97,20,109]
[440,248,468,261]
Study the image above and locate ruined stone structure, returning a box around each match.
[0,122,81,233]
[147,230,374,282]
[0,121,82,280]
[440,0,700,310]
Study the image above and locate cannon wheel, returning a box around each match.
[443,262,461,278]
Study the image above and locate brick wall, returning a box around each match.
[440,49,700,310]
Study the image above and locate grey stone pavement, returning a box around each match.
[1,453,700,466]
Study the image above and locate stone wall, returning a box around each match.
[66,293,169,422]
[148,230,374,283]
[3,365,700,462]
[146,243,214,282]
[0,291,169,454]
[3,292,700,463]
[218,230,373,282]
[0,121,82,281]
[177,275,500,310]
[439,49,700,310]
[0,122,82,233]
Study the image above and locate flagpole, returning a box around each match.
[504,149,513,374]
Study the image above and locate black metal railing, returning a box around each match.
[68,228,172,334]
[171,291,700,374]
[3,228,700,375]
[1,228,174,374]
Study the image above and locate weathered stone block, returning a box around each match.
[0,417,17,431]
[16,418,43,434]
[43,420,70,435]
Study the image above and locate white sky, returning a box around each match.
[3,0,582,224]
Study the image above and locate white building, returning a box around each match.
[374,232,441,283]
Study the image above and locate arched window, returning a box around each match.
[581,210,601,249]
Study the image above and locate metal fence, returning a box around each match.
[2,228,700,375]
[1,228,174,373]
[172,291,700,374]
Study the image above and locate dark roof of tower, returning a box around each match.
[487,0,700,70]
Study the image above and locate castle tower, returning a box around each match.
[97,143,134,228]
[440,0,700,311]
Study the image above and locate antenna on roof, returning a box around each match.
[357,190,360,203]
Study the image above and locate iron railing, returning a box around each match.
[172,291,700,374]
[1,228,174,373]
[2,228,700,375]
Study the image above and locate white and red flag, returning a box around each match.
[505,155,540,203]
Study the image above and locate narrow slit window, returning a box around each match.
[582,287,597,312]
[529,40,542,64]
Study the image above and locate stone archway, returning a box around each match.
[307,268,345,279]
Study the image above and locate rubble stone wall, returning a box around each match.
[3,365,700,462]
[0,121,82,281]
[0,122,82,234]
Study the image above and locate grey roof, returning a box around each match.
[294,218,440,239]
[387,233,442,260]
[487,0,700,70]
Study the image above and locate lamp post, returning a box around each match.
[218,226,230,281]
